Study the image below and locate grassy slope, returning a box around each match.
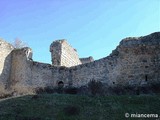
[0,94,160,120]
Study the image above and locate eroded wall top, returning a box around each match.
[50,40,82,67]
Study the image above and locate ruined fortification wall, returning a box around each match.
[0,39,14,91]
[0,32,160,95]
[69,58,110,87]
[52,32,160,88]
[9,48,55,92]
[61,40,81,67]
[52,56,115,88]
[9,48,33,92]
[80,56,94,64]
[50,40,62,66]
[31,62,53,87]
[50,40,81,67]
[114,32,160,86]
[73,33,160,86]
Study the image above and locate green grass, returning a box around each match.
[0,94,160,120]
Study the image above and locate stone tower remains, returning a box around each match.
[50,39,82,67]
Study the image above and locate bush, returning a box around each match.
[150,82,160,93]
[35,86,55,94]
[112,86,125,95]
[54,87,63,94]
[64,87,78,94]
[35,87,45,94]
[63,105,80,116]
[44,86,55,94]
[88,79,102,96]
[0,93,12,99]
[31,95,39,100]
[77,86,90,95]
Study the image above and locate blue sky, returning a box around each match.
[0,0,159,64]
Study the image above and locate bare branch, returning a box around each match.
[13,38,28,49]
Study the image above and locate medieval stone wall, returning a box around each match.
[0,39,14,91]
[80,56,94,64]
[0,32,159,95]
[50,40,82,67]
[50,40,62,66]
[61,40,82,67]
[31,62,53,87]
[9,48,55,91]
[51,32,160,88]
[9,48,33,90]
[114,32,160,86]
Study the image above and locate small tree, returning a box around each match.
[13,38,28,49]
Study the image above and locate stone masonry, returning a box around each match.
[50,39,93,67]
[0,39,14,91]
[50,40,82,67]
[80,56,94,64]
[0,32,160,95]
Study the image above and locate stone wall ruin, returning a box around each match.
[50,40,82,67]
[0,32,160,95]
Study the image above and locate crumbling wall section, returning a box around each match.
[50,40,82,67]
[52,32,160,89]
[1,32,160,95]
[0,39,14,92]
[112,32,160,87]
[50,40,62,66]
[80,56,94,64]
[9,48,33,93]
[61,40,81,67]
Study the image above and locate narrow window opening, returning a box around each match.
[145,75,148,81]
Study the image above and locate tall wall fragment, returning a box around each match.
[50,40,82,67]
[0,39,14,92]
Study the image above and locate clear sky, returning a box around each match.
[0,0,159,64]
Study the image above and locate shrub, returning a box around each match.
[35,87,45,94]
[35,86,55,94]
[64,87,78,94]
[0,93,12,99]
[88,79,102,96]
[112,86,125,95]
[77,86,89,95]
[63,105,80,116]
[44,86,55,94]
[150,82,160,93]
[31,95,39,100]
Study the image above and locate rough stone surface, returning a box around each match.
[50,40,82,67]
[0,32,160,94]
[0,39,14,90]
[80,56,94,64]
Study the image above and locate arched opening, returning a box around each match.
[58,81,64,88]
